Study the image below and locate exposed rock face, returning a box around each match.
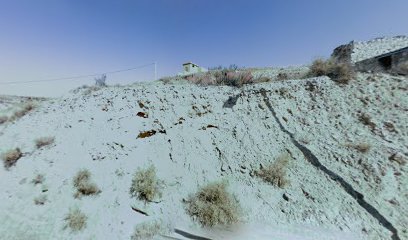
[332,36,408,76]
[351,36,408,63]
[332,36,408,63]
[331,41,354,63]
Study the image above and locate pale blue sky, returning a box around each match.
[1,0,407,96]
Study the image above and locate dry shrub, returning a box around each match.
[256,76,272,83]
[308,58,355,84]
[358,113,376,128]
[185,67,279,87]
[186,73,216,86]
[309,58,329,77]
[389,153,407,166]
[185,70,255,87]
[10,102,36,121]
[2,148,22,169]
[72,85,101,95]
[215,70,254,87]
[35,137,55,149]
[64,208,87,232]
[329,62,356,84]
[159,76,172,84]
[347,142,371,153]
[186,181,240,227]
[255,154,290,188]
[73,169,101,198]
[277,72,289,81]
[130,165,163,202]
[34,194,47,205]
[131,221,167,240]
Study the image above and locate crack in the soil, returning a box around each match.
[258,88,400,240]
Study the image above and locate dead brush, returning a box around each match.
[255,154,290,188]
[64,208,87,232]
[308,58,355,84]
[2,148,23,169]
[358,113,376,129]
[73,169,101,198]
[185,70,255,87]
[131,220,168,240]
[35,137,55,149]
[130,165,163,202]
[9,102,36,121]
[185,181,240,227]
[346,142,371,153]
[276,72,289,81]
[309,58,330,77]
[186,73,216,86]
[215,70,254,87]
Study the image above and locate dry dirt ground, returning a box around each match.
[0,72,407,240]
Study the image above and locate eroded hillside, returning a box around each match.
[0,73,407,240]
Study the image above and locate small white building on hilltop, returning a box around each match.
[178,62,208,76]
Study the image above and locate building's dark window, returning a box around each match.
[378,56,392,70]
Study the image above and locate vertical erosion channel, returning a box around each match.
[258,88,400,240]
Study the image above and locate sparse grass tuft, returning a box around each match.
[73,169,101,198]
[186,73,216,86]
[32,174,45,185]
[277,72,289,81]
[9,102,36,121]
[347,142,371,153]
[308,58,355,84]
[158,76,173,84]
[185,68,272,87]
[35,137,55,149]
[130,165,163,202]
[2,148,22,169]
[255,154,290,188]
[64,208,87,232]
[186,181,240,227]
[216,70,254,87]
[131,221,167,240]
[358,113,376,129]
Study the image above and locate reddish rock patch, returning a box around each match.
[136,112,148,118]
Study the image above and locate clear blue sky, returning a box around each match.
[1,0,407,96]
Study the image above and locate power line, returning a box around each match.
[0,62,156,85]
